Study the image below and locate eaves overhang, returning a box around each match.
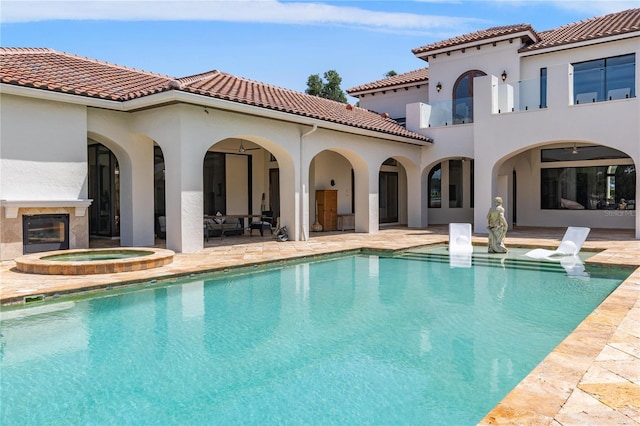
[414,30,538,60]
[1,83,432,147]
[518,31,640,57]
[347,82,428,98]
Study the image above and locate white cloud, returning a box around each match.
[0,0,482,34]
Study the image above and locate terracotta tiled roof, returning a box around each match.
[176,70,429,140]
[0,48,430,142]
[519,8,640,53]
[346,68,429,95]
[412,24,538,56]
[0,48,175,100]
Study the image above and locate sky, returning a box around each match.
[1,0,637,100]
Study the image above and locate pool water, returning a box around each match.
[42,249,154,262]
[0,252,630,425]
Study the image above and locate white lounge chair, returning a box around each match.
[560,255,590,280]
[449,223,473,253]
[525,226,590,259]
[449,223,473,268]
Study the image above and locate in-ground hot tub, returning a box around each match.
[15,248,174,275]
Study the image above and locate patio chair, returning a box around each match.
[524,226,590,259]
[250,211,275,236]
[448,223,473,253]
[449,223,473,268]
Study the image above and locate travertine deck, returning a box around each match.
[1,225,638,424]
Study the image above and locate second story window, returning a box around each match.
[453,70,486,124]
[540,68,547,108]
[573,53,635,104]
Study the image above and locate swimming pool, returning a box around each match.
[0,251,630,424]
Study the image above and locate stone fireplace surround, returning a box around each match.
[0,200,92,261]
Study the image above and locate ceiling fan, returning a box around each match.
[214,140,262,153]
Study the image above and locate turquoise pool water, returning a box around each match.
[42,249,154,262]
[0,251,630,425]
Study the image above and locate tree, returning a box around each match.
[306,74,323,97]
[305,70,347,103]
[385,70,397,77]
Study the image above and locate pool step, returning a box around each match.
[395,251,572,273]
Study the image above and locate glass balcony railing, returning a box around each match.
[425,96,474,127]
[497,77,547,113]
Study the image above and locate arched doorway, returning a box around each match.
[154,144,166,239]
[88,142,119,238]
[379,158,400,224]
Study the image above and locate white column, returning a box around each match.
[163,138,204,253]
[353,165,373,233]
[405,164,422,228]
[473,162,493,235]
[120,135,155,247]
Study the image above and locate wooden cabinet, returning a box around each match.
[316,189,337,231]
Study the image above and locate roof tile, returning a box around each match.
[412,24,537,56]
[519,8,640,52]
[0,48,429,142]
[347,68,429,95]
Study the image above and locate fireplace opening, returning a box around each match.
[22,214,70,254]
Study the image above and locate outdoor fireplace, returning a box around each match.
[22,214,70,254]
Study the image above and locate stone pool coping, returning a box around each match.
[14,247,174,275]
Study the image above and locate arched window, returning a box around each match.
[428,163,441,208]
[453,70,486,124]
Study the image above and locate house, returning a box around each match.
[349,8,639,238]
[1,8,638,261]
[0,48,431,260]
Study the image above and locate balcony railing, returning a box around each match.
[424,96,474,127]
[497,77,547,113]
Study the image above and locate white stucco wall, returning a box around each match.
[357,85,428,119]
[425,40,523,105]
[1,94,88,201]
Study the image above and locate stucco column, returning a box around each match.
[473,162,493,236]
[298,159,309,241]
[118,136,155,247]
[405,165,422,228]
[360,166,380,233]
[162,137,205,253]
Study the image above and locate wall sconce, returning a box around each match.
[330,179,336,187]
[435,82,442,92]
[501,70,507,82]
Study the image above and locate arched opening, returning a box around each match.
[498,142,636,231]
[202,137,283,236]
[428,163,442,208]
[453,70,486,124]
[88,142,120,238]
[154,143,166,239]
[310,150,354,232]
[378,157,416,225]
[423,158,474,225]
